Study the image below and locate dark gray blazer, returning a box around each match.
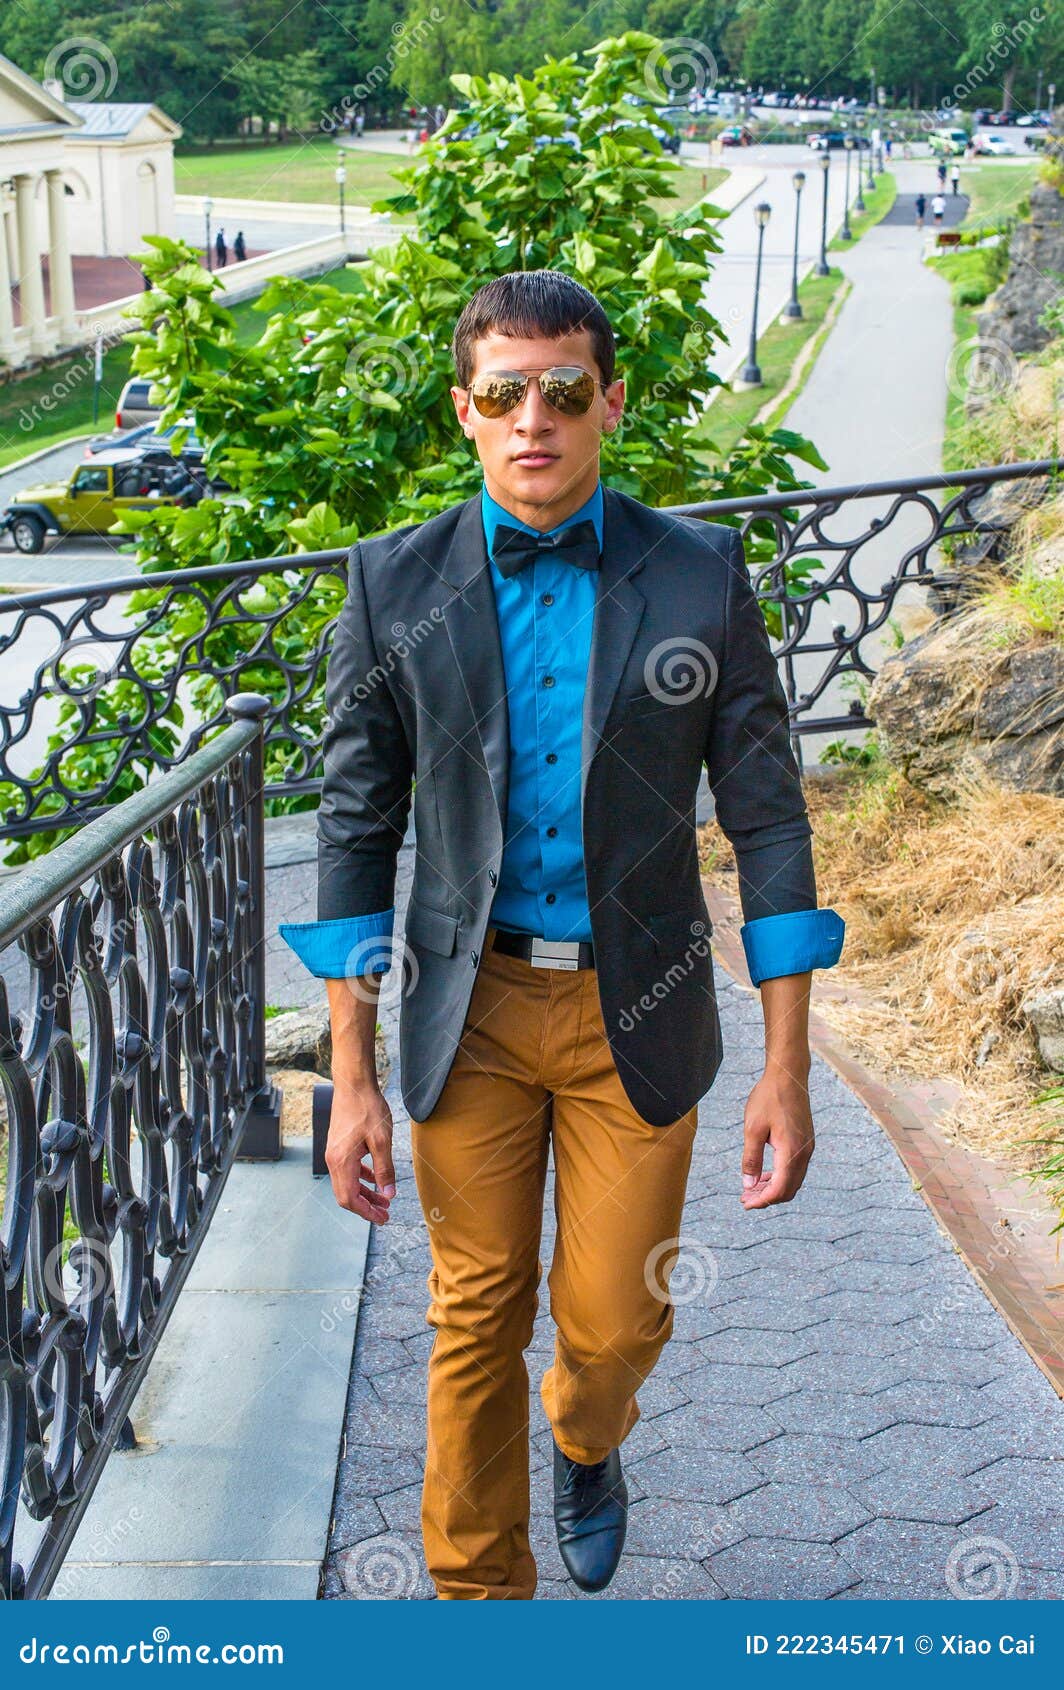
[316,484,818,1127]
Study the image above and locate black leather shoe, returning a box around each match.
[552,1436,628,1593]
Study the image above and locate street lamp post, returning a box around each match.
[841,137,854,239]
[203,195,213,272]
[784,171,805,319]
[740,201,772,386]
[866,132,876,194]
[853,131,866,214]
[335,161,347,235]
[816,150,831,275]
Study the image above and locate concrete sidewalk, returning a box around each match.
[42,1136,371,1601]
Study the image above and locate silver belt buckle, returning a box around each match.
[529,937,581,971]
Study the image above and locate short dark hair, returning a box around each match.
[451,270,616,389]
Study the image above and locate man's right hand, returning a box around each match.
[325,1079,397,1225]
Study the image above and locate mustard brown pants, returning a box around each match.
[408,927,699,1599]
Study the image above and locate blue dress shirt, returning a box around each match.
[279,481,845,985]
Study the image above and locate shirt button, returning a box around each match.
[546,826,558,838]
[488,869,497,886]
[546,752,558,764]
[545,893,556,905]
[541,593,554,606]
[543,674,555,687]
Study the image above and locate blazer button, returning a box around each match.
[488,869,497,886]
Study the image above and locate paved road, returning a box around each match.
[261,819,1064,1602]
[781,161,965,754]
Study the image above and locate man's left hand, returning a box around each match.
[740,1067,815,1209]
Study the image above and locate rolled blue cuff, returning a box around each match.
[278,908,395,979]
[740,907,845,987]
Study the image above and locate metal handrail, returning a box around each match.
[1,459,1058,612]
[0,693,281,1601]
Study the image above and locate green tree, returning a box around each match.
[1,33,827,857]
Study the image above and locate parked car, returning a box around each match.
[973,132,1017,155]
[85,417,203,460]
[929,127,969,155]
[0,450,191,553]
[1015,111,1051,127]
[113,378,162,430]
[807,130,871,150]
[719,124,755,146]
[985,110,1014,126]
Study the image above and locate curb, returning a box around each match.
[0,431,98,478]
[701,875,1064,1399]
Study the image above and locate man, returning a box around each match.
[932,191,946,225]
[281,269,845,1599]
[950,161,961,195]
[915,191,927,228]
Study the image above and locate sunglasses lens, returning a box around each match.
[540,368,597,415]
[471,373,526,417]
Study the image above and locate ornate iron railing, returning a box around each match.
[0,458,1057,842]
[0,694,281,1601]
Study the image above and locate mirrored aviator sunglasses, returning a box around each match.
[469,366,601,419]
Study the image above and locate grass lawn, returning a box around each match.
[692,268,849,461]
[827,169,897,251]
[0,264,368,471]
[175,138,726,221]
[176,141,409,208]
[959,159,1041,224]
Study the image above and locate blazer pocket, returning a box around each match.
[404,897,459,957]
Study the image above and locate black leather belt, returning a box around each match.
[489,928,596,971]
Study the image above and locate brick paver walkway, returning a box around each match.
[263,818,1064,1602]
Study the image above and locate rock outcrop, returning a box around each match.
[975,181,1064,362]
[867,614,1064,799]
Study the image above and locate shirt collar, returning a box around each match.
[481,480,603,566]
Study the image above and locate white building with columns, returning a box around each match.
[0,52,181,368]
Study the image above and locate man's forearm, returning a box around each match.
[759,971,812,1083]
[326,976,384,1093]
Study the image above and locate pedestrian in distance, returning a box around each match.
[950,161,960,194]
[215,227,227,267]
[936,159,947,187]
[234,230,247,263]
[932,192,946,225]
[914,191,926,227]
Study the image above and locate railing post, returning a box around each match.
[226,693,283,1161]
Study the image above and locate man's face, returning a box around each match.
[451,327,625,525]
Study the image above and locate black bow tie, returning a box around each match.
[491,518,601,579]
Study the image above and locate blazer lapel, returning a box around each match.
[439,494,510,833]
[581,486,648,816]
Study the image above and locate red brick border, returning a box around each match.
[702,878,1064,1399]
